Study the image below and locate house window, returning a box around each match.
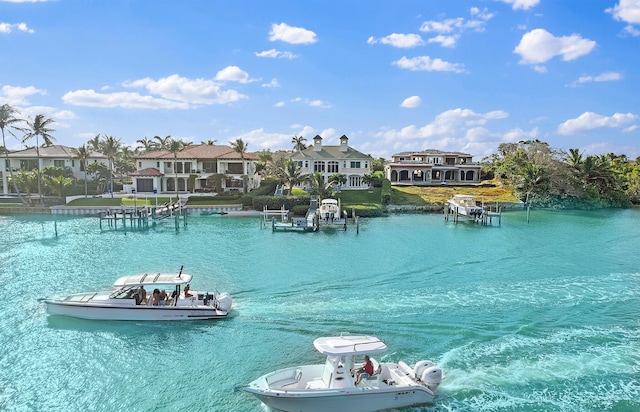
[350,161,361,168]
[139,162,142,168]
[313,161,325,172]
[54,160,65,168]
[20,159,38,170]
[157,162,160,168]
[327,161,339,173]
[304,161,308,169]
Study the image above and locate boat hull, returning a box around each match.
[245,387,436,412]
[45,301,229,321]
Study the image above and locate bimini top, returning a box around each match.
[113,273,192,288]
[313,335,388,356]
[321,198,338,205]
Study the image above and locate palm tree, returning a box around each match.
[292,135,307,152]
[328,173,347,191]
[0,104,27,204]
[88,134,101,152]
[11,170,37,204]
[136,136,156,152]
[202,139,217,145]
[48,175,73,201]
[98,135,121,197]
[86,162,109,194]
[167,137,190,198]
[303,171,334,199]
[22,114,56,205]
[282,159,302,195]
[153,135,172,150]
[229,138,249,193]
[71,144,90,197]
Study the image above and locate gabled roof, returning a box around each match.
[135,144,259,161]
[8,144,106,159]
[290,145,372,161]
[129,167,163,177]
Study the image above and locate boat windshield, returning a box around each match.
[109,286,138,299]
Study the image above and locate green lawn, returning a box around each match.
[53,182,520,208]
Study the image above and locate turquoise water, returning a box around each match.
[0,210,639,412]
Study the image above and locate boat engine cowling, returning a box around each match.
[216,293,233,312]
[414,360,434,378]
[420,367,442,391]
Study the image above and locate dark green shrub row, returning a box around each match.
[381,178,392,205]
[251,195,311,211]
[348,204,384,217]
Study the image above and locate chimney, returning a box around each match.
[339,135,348,152]
[313,135,322,152]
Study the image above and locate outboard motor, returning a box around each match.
[414,360,434,379]
[216,293,233,312]
[420,367,443,391]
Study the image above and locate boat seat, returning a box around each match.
[305,378,327,389]
[365,364,382,380]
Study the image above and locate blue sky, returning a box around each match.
[1,0,639,160]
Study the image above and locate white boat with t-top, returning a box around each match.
[243,335,442,412]
[44,267,233,321]
[318,198,347,229]
[447,194,484,218]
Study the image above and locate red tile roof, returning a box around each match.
[135,144,258,160]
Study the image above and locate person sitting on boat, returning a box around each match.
[152,288,161,305]
[184,284,193,298]
[139,285,147,301]
[354,355,374,385]
[158,290,167,306]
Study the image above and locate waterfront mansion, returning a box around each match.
[132,144,260,194]
[385,149,482,186]
[289,135,373,189]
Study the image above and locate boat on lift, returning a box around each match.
[446,194,484,219]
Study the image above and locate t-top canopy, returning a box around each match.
[313,335,387,356]
[113,273,192,287]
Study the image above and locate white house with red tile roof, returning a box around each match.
[132,144,260,194]
[385,149,482,185]
[2,145,107,195]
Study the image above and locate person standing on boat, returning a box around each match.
[353,355,374,385]
[184,284,193,298]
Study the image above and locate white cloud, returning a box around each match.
[0,85,45,105]
[274,101,285,107]
[62,89,191,109]
[269,22,317,45]
[123,74,248,105]
[557,112,638,135]
[514,28,596,64]
[533,65,547,73]
[367,33,424,48]
[498,0,540,11]
[215,66,256,83]
[376,108,508,142]
[623,24,640,36]
[400,96,421,108]
[427,35,458,48]
[606,0,640,24]
[0,22,34,34]
[571,71,622,86]
[393,56,465,73]
[291,97,332,109]
[255,49,297,59]
[229,128,294,150]
[262,79,280,88]
[419,9,493,48]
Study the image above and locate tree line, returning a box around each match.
[482,140,640,208]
